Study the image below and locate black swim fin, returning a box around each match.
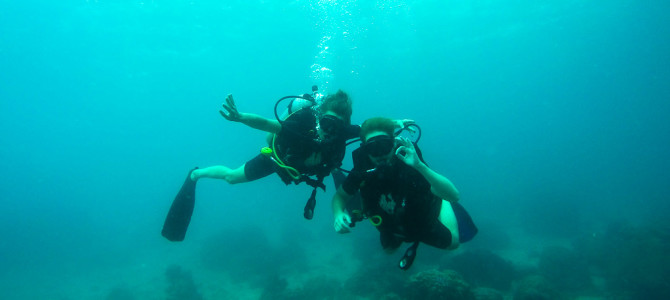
[162,168,198,242]
[303,188,317,220]
[398,241,419,270]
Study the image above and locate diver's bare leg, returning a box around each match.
[190,164,248,184]
[439,200,460,250]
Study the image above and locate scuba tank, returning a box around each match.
[277,85,324,121]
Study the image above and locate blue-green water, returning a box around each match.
[1,1,669,299]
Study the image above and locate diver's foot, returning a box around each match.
[189,167,199,182]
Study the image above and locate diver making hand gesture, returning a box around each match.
[331,117,477,270]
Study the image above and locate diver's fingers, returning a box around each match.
[395,146,408,159]
[221,105,232,116]
[334,220,346,233]
[398,137,415,151]
[221,99,233,113]
[335,215,351,233]
[223,103,240,118]
[396,137,410,148]
[405,137,415,150]
[219,110,231,120]
[225,94,237,111]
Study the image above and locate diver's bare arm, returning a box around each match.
[415,162,460,203]
[332,186,352,216]
[219,94,282,133]
[237,113,282,134]
[396,138,460,202]
[332,186,354,233]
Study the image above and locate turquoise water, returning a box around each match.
[1,1,669,299]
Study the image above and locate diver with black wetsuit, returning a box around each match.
[332,117,477,270]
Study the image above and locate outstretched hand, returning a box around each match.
[400,119,416,129]
[219,94,241,122]
[393,119,416,131]
[334,211,352,233]
[395,137,421,168]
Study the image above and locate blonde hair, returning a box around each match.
[360,117,395,141]
[319,90,352,125]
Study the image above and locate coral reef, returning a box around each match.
[165,264,203,300]
[472,287,504,300]
[443,249,517,291]
[343,261,406,298]
[260,274,289,300]
[405,269,475,300]
[575,221,670,299]
[200,226,305,284]
[261,275,344,300]
[512,275,559,300]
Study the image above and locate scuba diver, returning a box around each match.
[332,117,478,270]
[162,88,355,241]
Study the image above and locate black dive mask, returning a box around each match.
[362,135,395,157]
[318,115,345,141]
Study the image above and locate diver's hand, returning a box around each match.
[395,137,421,168]
[334,211,352,233]
[393,119,416,130]
[219,94,242,122]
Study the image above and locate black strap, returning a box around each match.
[296,174,326,190]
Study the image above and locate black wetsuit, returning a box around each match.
[342,148,462,250]
[244,108,359,184]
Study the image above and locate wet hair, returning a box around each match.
[360,117,395,142]
[319,90,352,125]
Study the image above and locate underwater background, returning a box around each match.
[1,0,669,299]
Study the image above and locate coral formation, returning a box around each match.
[260,274,289,300]
[200,226,305,284]
[472,287,504,300]
[575,221,670,299]
[444,249,517,290]
[165,264,203,300]
[512,275,559,300]
[405,269,475,300]
[261,275,343,300]
[343,261,406,298]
